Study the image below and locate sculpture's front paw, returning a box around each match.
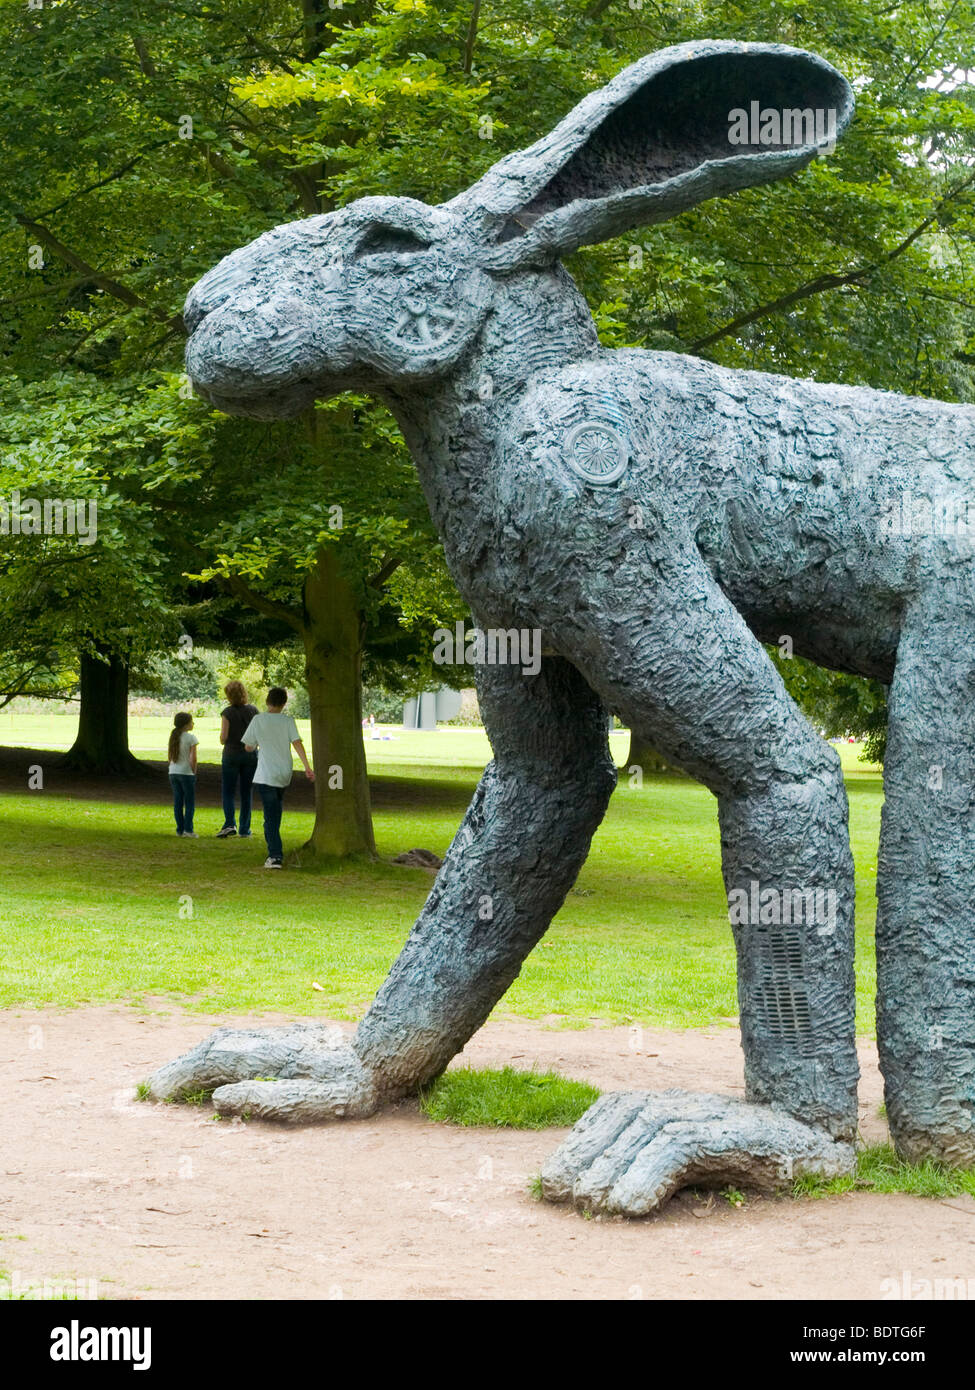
[541,1090,854,1216]
[143,1023,379,1122]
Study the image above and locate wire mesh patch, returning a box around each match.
[756,926,815,1055]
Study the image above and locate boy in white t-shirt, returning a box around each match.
[244,687,315,867]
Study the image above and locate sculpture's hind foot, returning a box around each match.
[143,1023,379,1121]
[888,1119,975,1170]
[541,1090,854,1216]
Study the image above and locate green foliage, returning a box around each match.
[360,683,407,723]
[3,0,975,730]
[794,1144,975,1199]
[135,650,223,705]
[770,648,888,764]
[420,1066,601,1129]
[0,374,188,699]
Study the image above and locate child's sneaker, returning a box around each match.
[264,856,283,869]
[182,831,199,838]
[239,831,253,838]
[216,826,237,838]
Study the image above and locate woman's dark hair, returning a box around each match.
[268,686,288,707]
[168,712,193,763]
[224,679,247,707]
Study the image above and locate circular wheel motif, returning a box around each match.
[565,422,628,485]
[391,295,457,351]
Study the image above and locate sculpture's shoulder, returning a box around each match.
[492,350,705,509]
[504,349,702,426]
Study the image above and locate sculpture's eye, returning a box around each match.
[353,226,432,267]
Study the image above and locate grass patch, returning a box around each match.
[175,1087,214,1106]
[0,721,884,1031]
[794,1144,975,1199]
[420,1066,601,1129]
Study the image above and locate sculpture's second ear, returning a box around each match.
[448,40,853,267]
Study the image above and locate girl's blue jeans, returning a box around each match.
[170,773,196,834]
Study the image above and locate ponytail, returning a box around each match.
[169,712,193,763]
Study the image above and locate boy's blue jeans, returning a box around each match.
[257,783,286,859]
[221,750,257,833]
[169,774,196,834]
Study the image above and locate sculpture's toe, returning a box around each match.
[142,1023,369,1104]
[541,1089,854,1216]
[212,1069,378,1123]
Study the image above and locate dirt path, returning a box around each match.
[2,1005,973,1301]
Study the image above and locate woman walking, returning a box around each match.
[217,680,258,838]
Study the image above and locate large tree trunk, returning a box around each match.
[60,649,143,776]
[298,547,377,862]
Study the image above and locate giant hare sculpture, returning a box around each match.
[148,41,975,1214]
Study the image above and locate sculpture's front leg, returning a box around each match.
[144,656,616,1118]
[350,654,615,1094]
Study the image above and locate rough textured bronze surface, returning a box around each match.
[147,41,975,1209]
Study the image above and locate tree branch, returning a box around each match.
[132,35,158,78]
[688,269,869,353]
[0,662,44,708]
[367,554,403,590]
[176,536,304,632]
[689,171,975,354]
[463,0,481,76]
[13,215,184,331]
[215,572,304,634]
[32,144,170,222]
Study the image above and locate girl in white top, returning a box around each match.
[168,712,199,837]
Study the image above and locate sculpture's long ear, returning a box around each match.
[446,41,853,269]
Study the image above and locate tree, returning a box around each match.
[0,0,481,842]
[4,0,975,814]
[0,374,185,772]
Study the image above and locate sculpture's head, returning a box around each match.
[185,40,853,418]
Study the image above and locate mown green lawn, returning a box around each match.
[0,718,882,1032]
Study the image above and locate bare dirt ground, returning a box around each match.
[2,1004,974,1301]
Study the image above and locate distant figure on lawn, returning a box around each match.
[167,712,198,838]
[217,680,258,839]
[244,686,315,869]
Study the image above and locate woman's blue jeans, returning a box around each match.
[221,750,258,833]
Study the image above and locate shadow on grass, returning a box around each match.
[0,745,477,815]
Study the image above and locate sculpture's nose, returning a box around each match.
[183,247,258,334]
[183,291,213,336]
[185,291,329,399]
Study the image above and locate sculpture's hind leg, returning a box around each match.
[877,583,975,1165]
[539,545,858,1211]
